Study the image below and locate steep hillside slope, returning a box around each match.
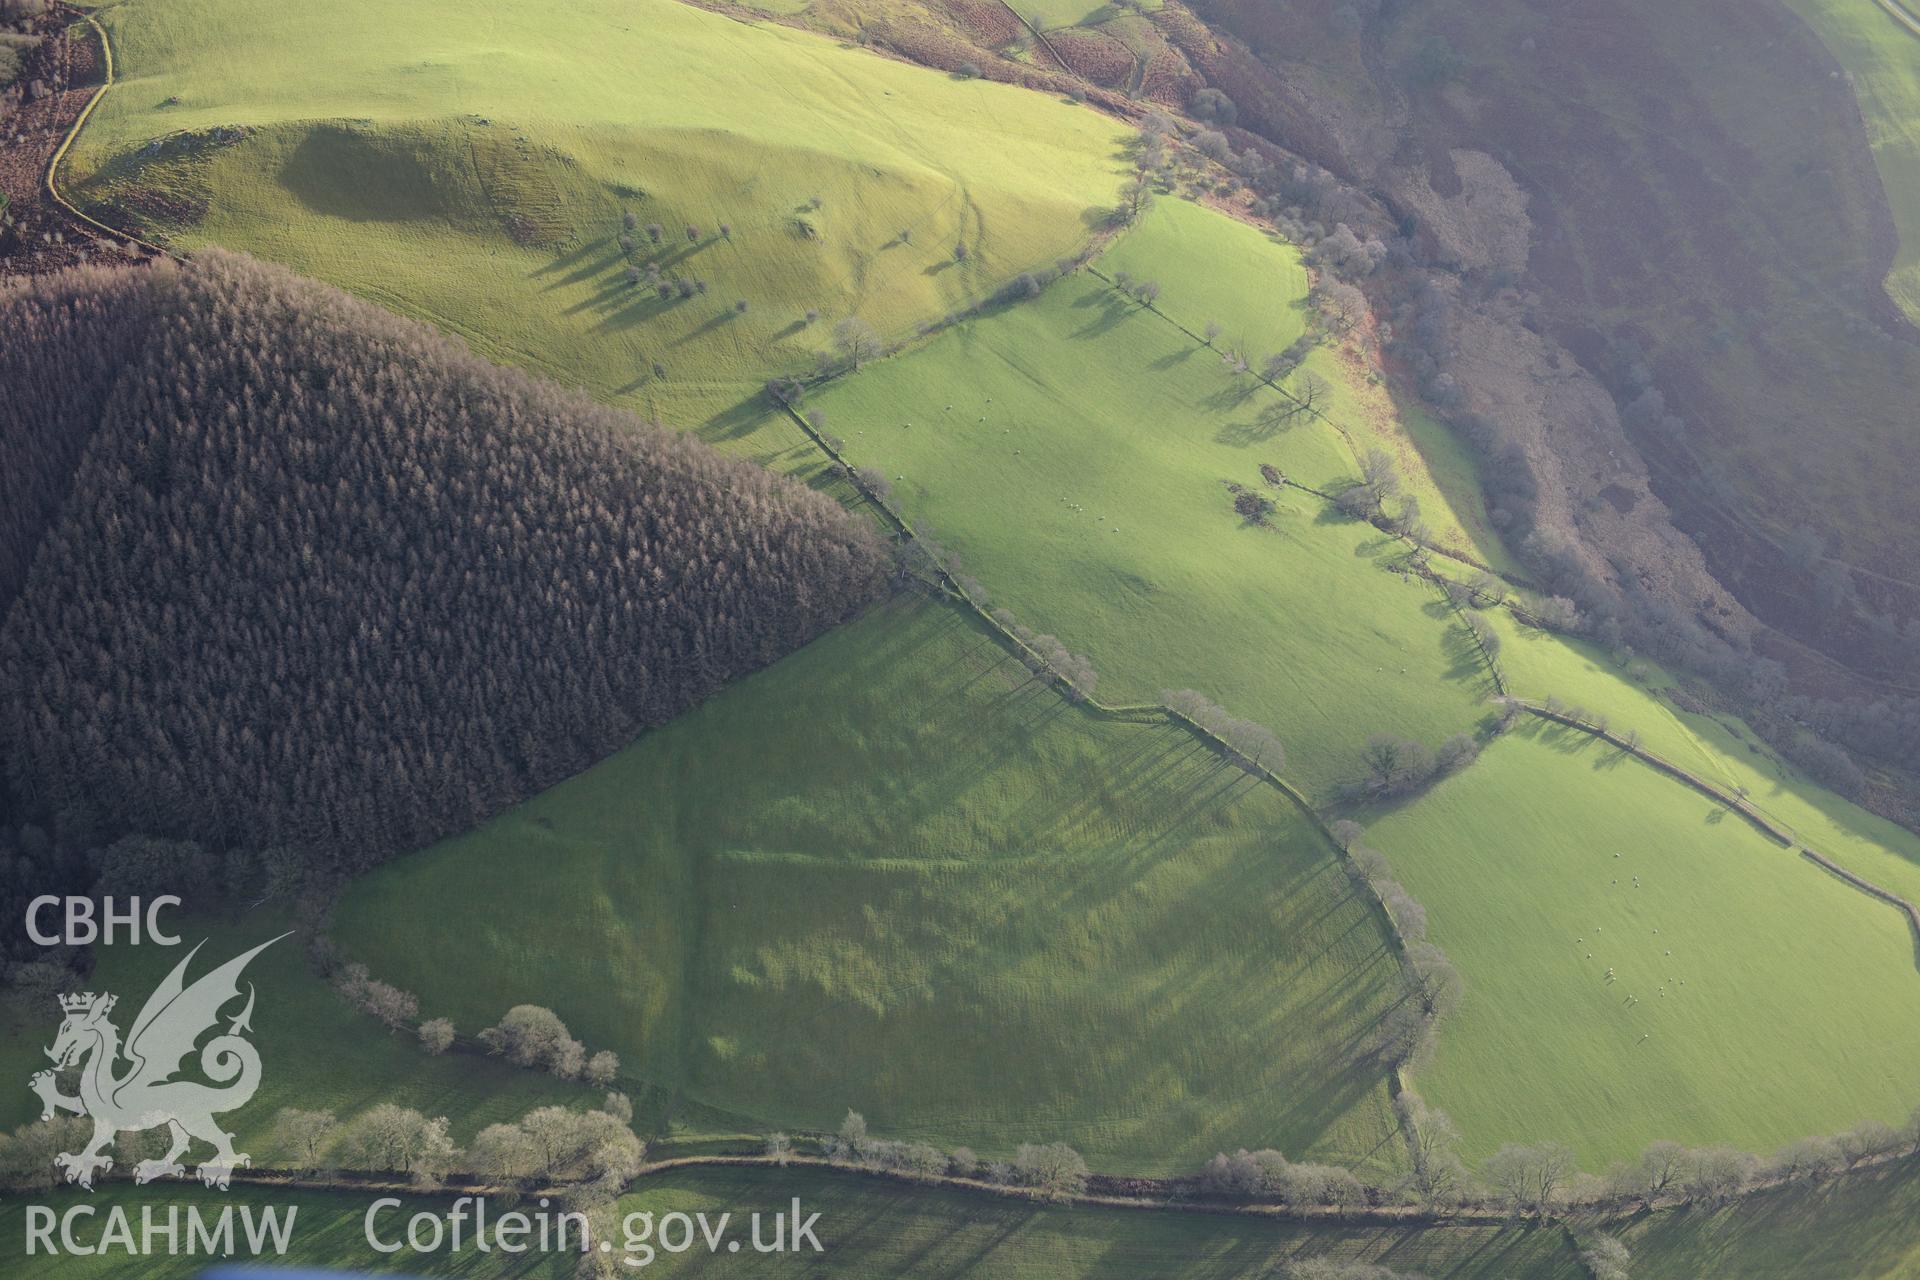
[64,0,1126,429]
[1174,0,1920,680]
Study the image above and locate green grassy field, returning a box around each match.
[1470,602,1920,915]
[69,0,1125,430]
[1098,200,1515,575]
[333,598,1411,1176]
[1365,720,1920,1168]
[1095,199,1311,360]
[1007,0,1110,29]
[0,912,584,1147]
[1,1167,1586,1278]
[1788,0,1920,324]
[764,231,1495,801]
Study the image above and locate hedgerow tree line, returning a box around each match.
[0,1091,645,1197]
[1327,820,1462,1065]
[0,254,890,961]
[329,948,627,1087]
[1197,1088,1920,1233]
[818,1109,1089,1198]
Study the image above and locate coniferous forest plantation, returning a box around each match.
[1,255,887,883]
[5,0,1920,1277]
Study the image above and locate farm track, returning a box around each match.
[38,9,172,260]
[0,6,147,274]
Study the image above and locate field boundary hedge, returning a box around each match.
[18,1135,1920,1236]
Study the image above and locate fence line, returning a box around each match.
[992,0,1069,72]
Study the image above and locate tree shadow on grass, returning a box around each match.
[1349,531,1402,562]
[697,391,779,446]
[1068,290,1136,340]
[1442,624,1489,684]
[530,237,621,291]
[568,273,666,321]
[668,307,743,348]
[1214,401,1301,447]
[686,596,1411,1169]
[587,284,692,332]
[1516,716,1598,757]
[1623,1163,1920,1280]
[1202,377,1264,413]
[1314,499,1363,529]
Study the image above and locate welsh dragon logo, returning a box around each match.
[28,935,287,1191]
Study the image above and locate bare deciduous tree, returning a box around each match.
[833,315,883,368]
[272,1107,339,1172]
[1482,1141,1575,1214]
[418,1017,455,1056]
[470,1122,538,1183]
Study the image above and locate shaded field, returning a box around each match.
[1621,1155,1920,1278]
[1,1167,1588,1278]
[68,0,1126,428]
[614,1166,1584,1278]
[1366,722,1920,1168]
[335,599,1412,1176]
